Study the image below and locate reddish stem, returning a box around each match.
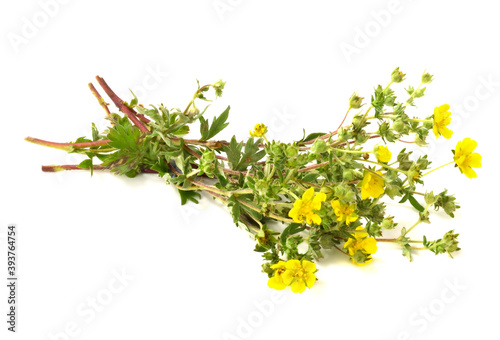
[25,137,110,151]
[41,164,158,173]
[95,76,150,133]
[88,83,111,116]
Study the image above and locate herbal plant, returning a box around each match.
[26,69,482,293]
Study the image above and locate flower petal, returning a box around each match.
[461,138,477,154]
[302,260,317,273]
[310,213,322,225]
[468,153,482,168]
[268,276,286,290]
[290,279,306,293]
[305,273,316,288]
[302,187,315,202]
[462,166,477,179]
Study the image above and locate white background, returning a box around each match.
[1,0,499,339]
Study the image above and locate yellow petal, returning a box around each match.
[468,153,482,168]
[305,273,316,288]
[310,213,322,225]
[433,124,440,139]
[436,104,450,113]
[461,138,477,154]
[290,279,306,293]
[362,238,378,254]
[270,261,287,270]
[441,126,453,139]
[302,187,315,202]
[285,260,301,271]
[302,260,317,273]
[288,207,301,222]
[331,200,341,210]
[462,166,477,179]
[268,276,287,290]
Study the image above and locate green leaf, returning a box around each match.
[223,136,243,170]
[280,223,306,247]
[107,120,142,151]
[78,158,93,176]
[408,194,425,212]
[178,189,201,205]
[92,123,99,141]
[297,132,326,143]
[199,105,230,141]
[236,137,266,170]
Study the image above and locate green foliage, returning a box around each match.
[32,70,472,291]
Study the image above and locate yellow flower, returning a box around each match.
[267,261,287,290]
[453,137,482,179]
[288,187,326,225]
[433,104,453,139]
[344,226,378,265]
[360,171,384,200]
[374,145,392,163]
[249,123,268,137]
[281,260,317,293]
[330,200,358,225]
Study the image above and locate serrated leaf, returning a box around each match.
[200,106,230,141]
[280,223,306,247]
[236,137,266,170]
[178,189,201,205]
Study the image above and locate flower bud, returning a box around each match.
[391,119,405,133]
[381,216,396,229]
[349,93,364,109]
[391,67,406,83]
[285,145,299,158]
[414,134,427,146]
[311,139,328,154]
[213,79,226,97]
[186,105,200,118]
[421,72,434,84]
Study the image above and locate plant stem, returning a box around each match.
[25,137,111,151]
[421,161,455,178]
[95,76,150,133]
[358,158,407,174]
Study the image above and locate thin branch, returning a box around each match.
[88,83,111,116]
[95,76,150,133]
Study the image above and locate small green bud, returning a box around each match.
[421,72,434,84]
[414,134,427,147]
[381,216,396,230]
[186,105,200,118]
[270,143,282,156]
[352,114,363,129]
[391,119,406,133]
[338,127,353,140]
[311,139,328,154]
[425,191,437,206]
[391,67,406,83]
[349,93,364,109]
[201,150,216,163]
[343,169,354,181]
[423,118,433,129]
[414,87,426,98]
[255,179,269,196]
[285,145,299,158]
[213,79,226,97]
